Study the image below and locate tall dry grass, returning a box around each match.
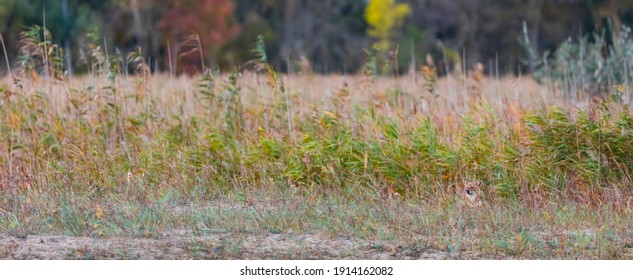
[0,26,633,259]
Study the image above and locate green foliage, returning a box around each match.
[528,23,633,99]
[17,25,65,78]
[0,0,16,33]
[395,25,426,73]
[360,47,378,77]
[252,35,268,64]
[524,102,633,187]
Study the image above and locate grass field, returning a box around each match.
[1,67,633,259]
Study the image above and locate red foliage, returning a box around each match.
[159,0,240,73]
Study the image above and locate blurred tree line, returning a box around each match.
[1,0,632,75]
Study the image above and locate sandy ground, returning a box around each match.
[0,233,496,260]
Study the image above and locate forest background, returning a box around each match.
[1,0,632,76]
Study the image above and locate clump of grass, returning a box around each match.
[5,71,632,203]
[526,22,633,101]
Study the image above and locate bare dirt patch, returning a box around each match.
[0,233,496,260]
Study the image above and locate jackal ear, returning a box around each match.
[477,181,483,188]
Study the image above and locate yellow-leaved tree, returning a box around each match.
[364,0,411,52]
